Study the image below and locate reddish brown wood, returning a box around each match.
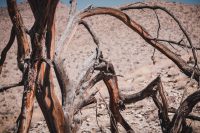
[6,1,34,132]
[17,63,37,133]
[79,7,200,82]
[7,0,30,72]
[27,0,67,132]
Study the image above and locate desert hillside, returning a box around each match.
[0,1,200,133]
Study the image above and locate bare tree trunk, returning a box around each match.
[28,0,67,132]
[7,0,30,72]
[6,1,34,132]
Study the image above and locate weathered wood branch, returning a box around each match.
[0,81,23,92]
[170,90,200,133]
[168,107,200,121]
[53,60,69,106]
[74,89,98,115]
[6,1,34,132]
[2,1,200,133]
[0,26,15,74]
[121,72,199,133]
[78,7,200,82]
[120,5,199,67]
[69,0,77,16]
[153,38,200,50]
[54,19,101,106]
[7,0,30,72]
[79,20,100,47]
[54,0,78,106]
[93,59,134,132]
[57,20,103,132]
[56,0,77,56]
[151,78,170,133]
[121,76,160,104]
[76,72,104,94]
[36,64,67,133]
[27,0,67,133]
[17,62,36,133]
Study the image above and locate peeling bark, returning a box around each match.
[7,0,30,72]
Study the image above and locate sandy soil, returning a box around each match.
[0,1,200,133]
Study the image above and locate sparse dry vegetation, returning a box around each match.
[0,0,200,133]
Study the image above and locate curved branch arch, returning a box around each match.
[77,7,199,81]
[120,5,199,66]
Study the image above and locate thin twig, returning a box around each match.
[80,7,200,81]
[154,38,200,50]
[0,26,15,74]
[79,20,99,48]
[151,48,156,64]
[0,81,23,92]
[154,10,160,39]
[150,10,161,65]
[120,5,199,69]
[168,107,200,121]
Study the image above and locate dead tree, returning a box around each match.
[0,0,200,133]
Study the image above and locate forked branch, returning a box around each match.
[120,4,199,67]
[79,7,200,81]
[170,90,200,133]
